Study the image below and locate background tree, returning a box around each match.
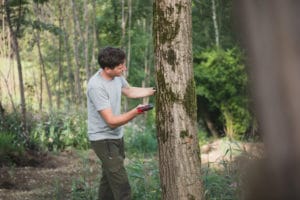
[3,0,29,141]
[154,0,203,199]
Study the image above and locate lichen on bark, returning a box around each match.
[155,5,180,45]
[183,78,197,121]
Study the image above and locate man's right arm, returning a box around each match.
[99,106,142,129]
[121,87,156,98]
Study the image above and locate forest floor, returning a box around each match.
[0,149,100,200]
[0,139,264,200]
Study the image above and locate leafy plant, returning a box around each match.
[127,158,161,200]
[201,139,252,200]
[194,47,252,139]
[31,109,89,151]
[124,121,157,155]
[0,110,22,137]
[71,177,97,200]
[202,167,239,200]
[0,132,25,165]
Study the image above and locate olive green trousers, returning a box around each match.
[91,138,131,200]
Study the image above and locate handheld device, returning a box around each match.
[137,104,154,113]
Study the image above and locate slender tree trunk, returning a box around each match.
[0,100,4,117]
[122,0,132,112]
[211,0,219,47]
[90,0,98,70]
[61,2,75,107]
[39,61,43,111]
[0,7,8,58]
[111,0,118,26]
[235,1,300,199]
[71,0,83,105]
[121,0,126,48]
[84,0,91,81]
[126,0,132,76]
[154,0,203,199]
[142,18,151,105]
[4,0,28,140]
[0,70,16,113]
[36,31,53,110]
[31,66,40,110]
[56,1,63,110]
[62,27,75,107]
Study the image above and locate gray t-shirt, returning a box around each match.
[87,69,129,141]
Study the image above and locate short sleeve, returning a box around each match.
[88,87,111,111]
[120,76,129,88]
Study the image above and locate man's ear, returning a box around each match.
[103,66,110,72]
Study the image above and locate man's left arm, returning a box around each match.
[122,87,156,98]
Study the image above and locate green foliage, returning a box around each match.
[70,177,97,200]
[192,0,236,53]
[0,132,25,164]
[51,150,98,200]
[194,47,252,139]
[202,167,239,200]
[25,20,63,35]
[201,138,262,200]
[124,115,157,155]
[2,0,31,38]
[32,109,89,151]
[127,158,161,200]
[0,109,22,135]
[123,113,160,199]
[0,107,38,147]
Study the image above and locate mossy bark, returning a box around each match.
[153,0,203,199]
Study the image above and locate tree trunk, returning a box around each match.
[39,60,43,111]
[0,7,9,58]
[211,0,219,47]
[0,100,4,118]
[56,1,63,110]
[4,0,28,141]
[235,1,300,199]
[84,0,91,81]
[153,0,203,199]
[126,0,132,76]
[33,2,53,111]
[62,27,75,108]
[121,0,126,48]
[90,0,98,71]
[71,0,83,105]
[0,70,17,113]
[36,31,53,110]
[142,18,151,105]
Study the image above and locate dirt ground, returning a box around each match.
[0,149,100,200]
[0,140,263,200]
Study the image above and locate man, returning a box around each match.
[87,47,156,200]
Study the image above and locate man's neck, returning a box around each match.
[100,70,113,80]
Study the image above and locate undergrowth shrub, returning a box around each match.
[0,109,22,136]
[127,158,161,200]
[124,119,157,155]
[32,109,89,151]
[202,166,239,200]
[194,47,252,139]
[0,132,25,165]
